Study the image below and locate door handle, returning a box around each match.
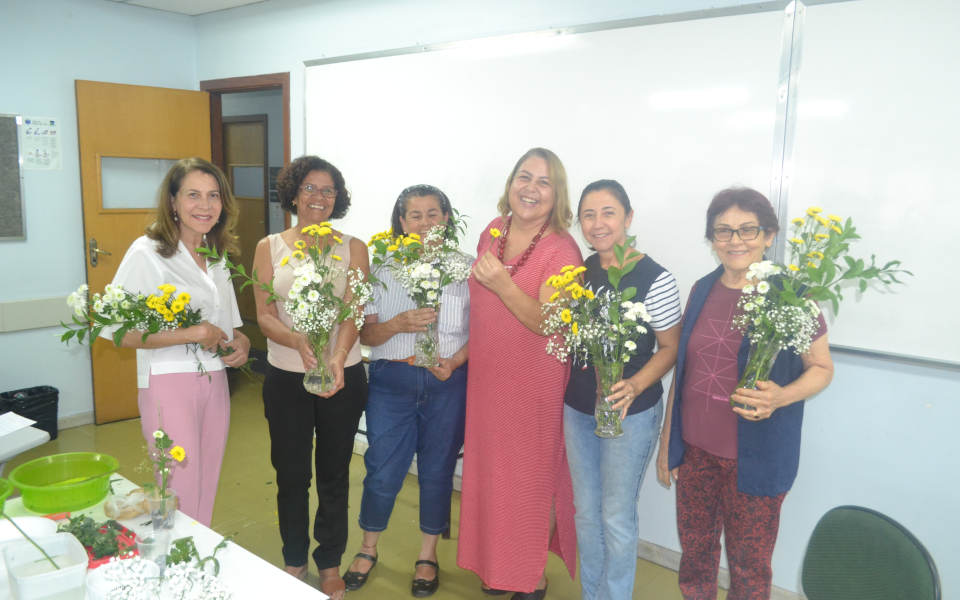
[89,238,111,267]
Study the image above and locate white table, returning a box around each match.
[2,475,326,599]
[0,427,50,476]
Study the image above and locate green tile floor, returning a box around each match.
[5,373,724,600]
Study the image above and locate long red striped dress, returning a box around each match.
[457,217,583,593]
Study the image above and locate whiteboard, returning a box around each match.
[789,0,959,362]
[306,10,785,336]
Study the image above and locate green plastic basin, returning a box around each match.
[8,453,119,514]
[0,479,12,512]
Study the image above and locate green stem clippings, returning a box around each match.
[0,509,60,570]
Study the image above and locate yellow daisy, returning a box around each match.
[490,228,501,238]
[831,225,842,234]
[295,240,306,250]
[292,250,305,260]
[560,265,575,273]
[561,309,572,324]
[583,289,595,300]
[788,264,800,271]
[331,255,342,261]
[572,322,579,335]
[815,233,830,240]
[828,214,842,223]
[789,238,804,244]
[549,291,560,302]
[791,218,805,226]
[387,245,399,252]
[280,256,290,267]
[170,446,186,462]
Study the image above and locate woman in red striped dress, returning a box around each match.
[458,148,583,600]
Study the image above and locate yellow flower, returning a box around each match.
[807,261,816,268]
[789,238,804,244]
[320,221,333,227]
[387,245,399,252]
[301,225,319,235]
[161,293,171,303]
[560,265,575,273]
[402,238,417,246]
[171,301,185,314]
[806,251,824,260]
[333,236,343,244]
[561,309,572,324]
[549,291,560,302]
[572,322,579,335]
[331,255,342,261]
[583,289,595,300]
[163,311,175,322]
[317,227,333,236]
[280,256,290,267]
[563,272,575,284]
[828,214,841,223]
[408,233,421,240]
[831,225,842,234]
[169,446,186,462]
[816,216,830,227]
[178,293,191,304]
[808,206,823,213]
[791,218,805,226]
[815,233,830,240]
[788,264,800,271]
[294,240,306,250]
[292,250,305,260]
[571,288,583,300]
[490,228,501,238]
[573,266,587,275]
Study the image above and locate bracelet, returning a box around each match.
[332,348,348,359]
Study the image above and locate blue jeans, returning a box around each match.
[359,360,467,535]
[564,401,664,600]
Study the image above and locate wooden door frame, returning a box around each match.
[200,72,291,229]
[222,114,270,234]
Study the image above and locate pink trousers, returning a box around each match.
[138,370,230,527]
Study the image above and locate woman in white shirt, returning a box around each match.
[106,157,249,527]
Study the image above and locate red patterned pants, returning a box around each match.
[676,443,786,600]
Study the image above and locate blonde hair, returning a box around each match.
[145,157,240,259]
[497,148,573,231]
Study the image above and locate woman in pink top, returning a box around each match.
[251,156,369,600]
[458,148,582,600]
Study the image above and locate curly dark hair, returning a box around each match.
[276,155,351,219]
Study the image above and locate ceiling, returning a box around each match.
[103,0,273,17]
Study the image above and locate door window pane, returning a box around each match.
[101,157,178,209]
[232,165,265,198]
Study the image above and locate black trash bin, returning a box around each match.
[0,385,59,440]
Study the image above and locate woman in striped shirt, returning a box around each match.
[564,180,681,600]
[343,185,471,598]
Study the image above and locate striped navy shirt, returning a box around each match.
[364,260,472,361]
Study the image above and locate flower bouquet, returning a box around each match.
[61,283,258,381]
[730,207,911,410]
[143,413,185,531]
[201,223,371,394]
[368,210,471,367]
[542,238,653,438]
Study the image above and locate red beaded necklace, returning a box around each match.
[496,215,551,276]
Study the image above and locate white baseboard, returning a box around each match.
[636,540,804,600]
[58,411,94,430]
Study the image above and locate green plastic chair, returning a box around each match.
[801,506,940,600]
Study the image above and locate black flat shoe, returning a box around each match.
[481,585,510,596]
[343,552,377,591]
[510,582,548,600]
[411,559,440,597]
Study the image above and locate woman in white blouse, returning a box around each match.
[107,157,250,527]
[342,185,470,599]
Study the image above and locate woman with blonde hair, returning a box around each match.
[458,148,583,600]
[105,157,250,526]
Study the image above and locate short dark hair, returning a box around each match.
[705,186,780,240]
[390,184,453,238]
[276,155,350,219]
[577,179,632,217]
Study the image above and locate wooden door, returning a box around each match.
[222,116,268,322]
[76,80,210,424]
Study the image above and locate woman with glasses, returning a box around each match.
[252,155,369,599]
[656,187,833,600]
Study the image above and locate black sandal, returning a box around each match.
[481,585,510,596]
[411,559,440,597]
[342,552,377,591]
[510,581,548,600]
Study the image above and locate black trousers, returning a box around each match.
[262,362,367,570]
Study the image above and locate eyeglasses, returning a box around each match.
[711,225,766,242]
[300,184,337,199]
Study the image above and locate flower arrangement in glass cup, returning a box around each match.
[61,283,258,381]
[729,207,910,410]
[199,222,371,394]
[367,210,471,367]
[142,410,186,531]
[542,238,653,438]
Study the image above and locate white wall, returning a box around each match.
[192,1,959,596]
[0,0,197,418]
